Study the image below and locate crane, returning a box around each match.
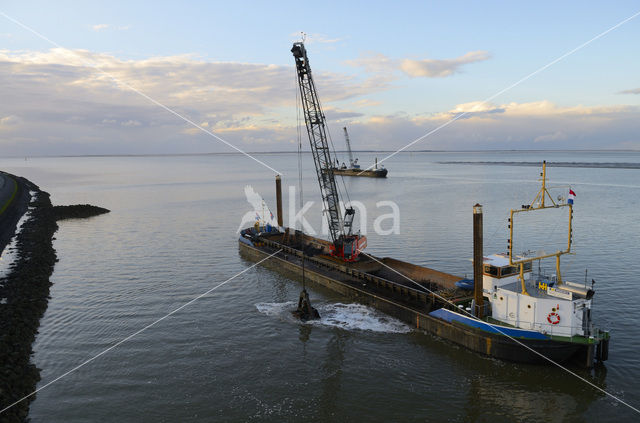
[291,42,366,261]
[342,127,359,169]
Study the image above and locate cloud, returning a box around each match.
[351,99,381,108]
[533,131,568,143]
[323,107,364,122]
[347,50,490,78]
[1,48,638,156]
[0,48,388,155]
[92,24,130,32]
[423,100,634,122]
[0,115,20,130]
[400,51,490,78]
[618,88,640,95]
[399,100,640,150]
[345,53,395,74]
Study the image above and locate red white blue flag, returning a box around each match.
[568,189,576,205]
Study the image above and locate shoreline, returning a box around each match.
[0,173,110,421]
[0,177,58,421]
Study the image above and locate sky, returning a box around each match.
[1,1,640,156]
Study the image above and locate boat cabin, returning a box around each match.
[479,253,594,337]
[481,253,531,295]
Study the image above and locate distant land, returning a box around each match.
[2,149,640,159]
[439,161,640,169]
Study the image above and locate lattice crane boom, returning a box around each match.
[291,42,364,261]
[343,127,355,168]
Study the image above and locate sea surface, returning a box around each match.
[1,151,639,422]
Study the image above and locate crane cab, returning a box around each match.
[331,235,367,262]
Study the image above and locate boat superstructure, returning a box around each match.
[476,161,605,346]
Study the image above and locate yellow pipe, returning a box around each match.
[511,251,567,266]
[520,263,529,295]
[555,254,562,285]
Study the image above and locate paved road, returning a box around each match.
[0,173,17,215]
[0,172,25,256]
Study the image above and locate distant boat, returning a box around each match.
[333,127,387,178]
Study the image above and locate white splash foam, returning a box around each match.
[255,301,297,316]
[255,301,411,334]
[314,303,411,333]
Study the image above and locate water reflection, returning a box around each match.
[319,329,347,420]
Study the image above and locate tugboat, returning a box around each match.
[432,160,609,365]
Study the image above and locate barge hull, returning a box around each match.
[333,168,388,178]
[239,240,597,368]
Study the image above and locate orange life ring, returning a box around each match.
[547,312,560,325]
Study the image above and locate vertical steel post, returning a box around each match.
[541,160,546,207]
[275,175,283,227]
[473,204,484,318]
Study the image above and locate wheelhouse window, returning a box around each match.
[483,265,499,276]
[500,266,518,277]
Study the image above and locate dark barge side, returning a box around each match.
[239,228,606,368]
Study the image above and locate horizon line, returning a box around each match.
[2,148,640,159]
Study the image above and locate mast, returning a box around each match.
[343,127,355,168]
[291,42,364,261]
[508,161,573,294]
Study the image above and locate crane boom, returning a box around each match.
[291,42,365,261]
[343,127,355,167]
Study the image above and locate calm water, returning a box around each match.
[1,151,639,422]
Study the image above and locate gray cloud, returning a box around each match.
[0,49,389,155]
[1,49,638,156]
[400,51,491,78]
[618,88,640,95]
[374,101,640,150]
[347,50,490,78]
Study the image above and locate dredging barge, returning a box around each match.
[332,167,387,178]
[332,127,388,178]
[239,174,609,368]
[239,41,609,368]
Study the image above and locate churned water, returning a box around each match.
[1,151,639,422]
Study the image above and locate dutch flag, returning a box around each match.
[568,189,576,205]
